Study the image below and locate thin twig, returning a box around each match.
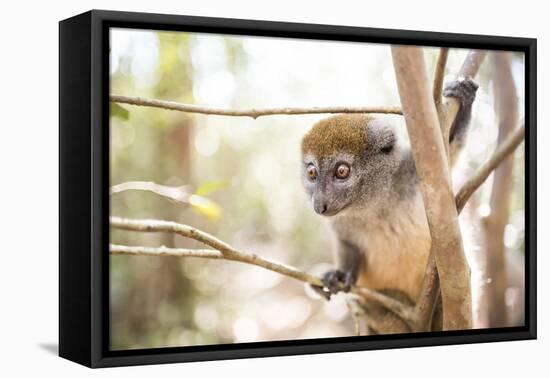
[345,298,364,336]
[110,216,316,284]
[434,48,450,155]
[111,244,221,258]
[433,48,449,107]
[459,51,488,78]
[455,126,525,213]
[111,181,193,203]
[109,216,414,323]
[110,95,403,119]
[441,51,488,166]
[353,287,416,324]
[111,181,221,219]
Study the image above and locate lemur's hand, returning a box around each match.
[443,76,479,109]
[311,269,355,301]
[443,77,479,144]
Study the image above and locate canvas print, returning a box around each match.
[109,28,526,351]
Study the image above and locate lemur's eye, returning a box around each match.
[380,144,393,154]
[335,163,350,179]
[307,164,318,180]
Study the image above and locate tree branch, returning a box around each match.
[451,51,487,120]
[110,216,317,284]
[433,48,450,156]
[459,51,487,78]
[110,95,403,119]
[111,181,221,220]
[392,45,472,330]
[433,48,449,107]
[440,51,487,165]
[111,181,194,204]
[414,251,440,330]
[483,51,519,327]
[111,244,221,259]
[455,125,525,213]
[110,216,415,324]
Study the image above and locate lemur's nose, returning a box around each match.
[313,199,328,215]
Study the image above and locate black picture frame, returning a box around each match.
[59,9,537,368]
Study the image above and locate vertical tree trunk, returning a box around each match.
[391,46,472,330]
[415,50,486,331]
[483,52,519,327]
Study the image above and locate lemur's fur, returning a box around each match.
[301,78,478,333]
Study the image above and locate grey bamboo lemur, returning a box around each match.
[301,78,478,305]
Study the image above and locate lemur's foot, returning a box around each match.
[443,76,479,108]
[311,269,355,301]
[310,284,332,301]
[323,269,354,294]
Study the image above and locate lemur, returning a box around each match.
[301,77,478,333]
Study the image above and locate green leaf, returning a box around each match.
[195,180,228,197]
[110,103,130,120]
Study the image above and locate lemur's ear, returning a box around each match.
[379,127,396,154]
[366,118,395,155]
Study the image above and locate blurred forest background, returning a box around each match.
[109,28,525,350]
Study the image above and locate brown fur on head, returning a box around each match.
[300,114,404,217]
[301,114,375,160]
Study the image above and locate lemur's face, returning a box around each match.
[301,115,399,217]
[302,152,359,216]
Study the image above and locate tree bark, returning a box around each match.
[110,95,402,118]
[483,52,519,327]
[392,46,472,330]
